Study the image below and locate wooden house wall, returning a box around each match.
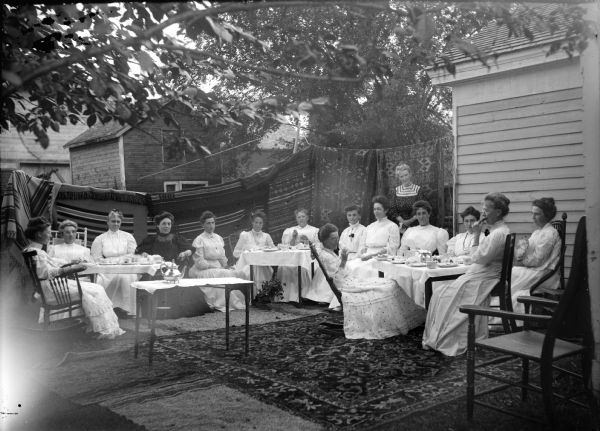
[454,60,584,274]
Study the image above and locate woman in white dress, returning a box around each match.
[189,211,245,312]
[510,198,561,314]
[399,200,448,254]
[233,210,275,297]
[446,206,483,257]
[345,195,400,278]
[276,208,320,302]
[91,210,138,316]
[317,223,425,339]
[24,217,124,339]
[422,192,511,356]
[338,204,366,261]
[50,220,92,263]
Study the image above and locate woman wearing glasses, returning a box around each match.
[91,209,138,317]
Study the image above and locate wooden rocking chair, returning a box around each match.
[22,249,85,332]
[459,216,595,426]
[530,212,568,296]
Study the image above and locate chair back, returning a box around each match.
[308,242,343,306]
[529,212,567,295]
[490,233,517,332]
[542,216,591,358]
[22,249,84,323]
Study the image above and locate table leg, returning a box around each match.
[249,264,255,298]
[378,271,384,278]
[424,279,433,310]
[297,265,302,303]
[134,290,141,359]
[244,285,250,355]
[225,288,230,351]
[149,293,157,366]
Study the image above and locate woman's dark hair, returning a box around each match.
[371,195,390,211]
[251,210,267,222]
[412,200,432,215]
[200,210,216,225]
[318,223,338,243]
[154,211,174,226]
[532,197,557,221]
[344,204,361,214]
[294,207,309,217]
[24,217,51,240]
[460,206,480,221]
[484,192,511,218]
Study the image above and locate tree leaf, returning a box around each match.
[206,17,233,43]
[86,113,97,127]
[137,51,156,74]
[2,70,22,86]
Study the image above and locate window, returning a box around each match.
[163,181,208,192]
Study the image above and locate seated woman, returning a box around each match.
[317,223,425,339]
[233,210,275,297]
[446,206,483,257]
[422,192,511,356]
[91,209,138,316]
[510,198,561,314]
[399,200,449,255]
[136,211,193,275]
[24,217,125,338]
[49,219,92,263]
[345,195,400,278]
[276,208,320,302]
[188,211,245,311]
[338,204,366,261]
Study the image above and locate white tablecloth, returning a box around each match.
[236,250,313,271]
[372,261,469,307]
[132,278,253,295]
[80,263,160,276]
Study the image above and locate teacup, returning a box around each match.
[462,256,473,265]
[426,260,438,269]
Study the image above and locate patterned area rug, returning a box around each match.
[150,313,517,429]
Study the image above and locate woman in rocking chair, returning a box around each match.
[24,217,125,339]
[317,223,425,339]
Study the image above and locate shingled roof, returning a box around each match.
[441,4,573,66]
[64,120,130,149]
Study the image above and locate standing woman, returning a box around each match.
[422,192,511,356]
[136,211,193,264]
[446,206,482,257]
[91,209,138,316]
[233,210,275,295]
[388,163,427,233]
[345,195,400,278]
[189,211,245,311]
[24,217,125,338]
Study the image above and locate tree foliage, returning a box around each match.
[1,1,594,150]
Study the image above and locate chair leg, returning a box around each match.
[540,361,555,426]
[582,350,600,429]
[43,310,50,332]
[466,316,476,421]
[521,358,529,401]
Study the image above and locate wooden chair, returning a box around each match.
[530,212,567,296]
[308,242,344,335]
[459,216,594,426]
[488,233,517,333]
[51,227,88,247]
[22,249,85,332]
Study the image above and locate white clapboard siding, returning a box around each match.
[456,86,584,277]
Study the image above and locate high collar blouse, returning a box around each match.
[520,223,561,271]
[358,218,400,255]
[400,224,449,254]
[339,223,366,255]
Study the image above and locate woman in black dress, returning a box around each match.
[388,163,427,234]
[136,211,193,265]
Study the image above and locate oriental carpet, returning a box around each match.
[27,313,528,430]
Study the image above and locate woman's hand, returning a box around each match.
[177,250,192,260]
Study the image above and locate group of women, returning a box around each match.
[23,162,563,354]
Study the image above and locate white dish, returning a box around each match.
[409,263,427,267]
[391,260,406,265]
[438,263,459,268]
[262,248,279,252]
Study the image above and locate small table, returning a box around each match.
[373,260,469,309]
[131,277,253,365]
[236,249,313,302]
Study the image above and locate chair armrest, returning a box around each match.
[516,296,559,307]
[459,305,552,324]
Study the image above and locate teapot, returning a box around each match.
[161,260,182,283]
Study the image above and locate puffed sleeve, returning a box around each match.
[175,234,193,254]
[32,249,61,279]
[233,231,249,258]
[471,228,507,265]
[265,233,274,248]
[192,235,210,270]
[436,228,449,254]
[217,235,228,267]
[387,223,400,255]
[521,227,559,268]
[281,227,293,245]
[357,227,368,257]
[136,235,155,255]
[399,227,413,251]
[446,235,458,255]
[125,232,137,254]
[90,235,103,260]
